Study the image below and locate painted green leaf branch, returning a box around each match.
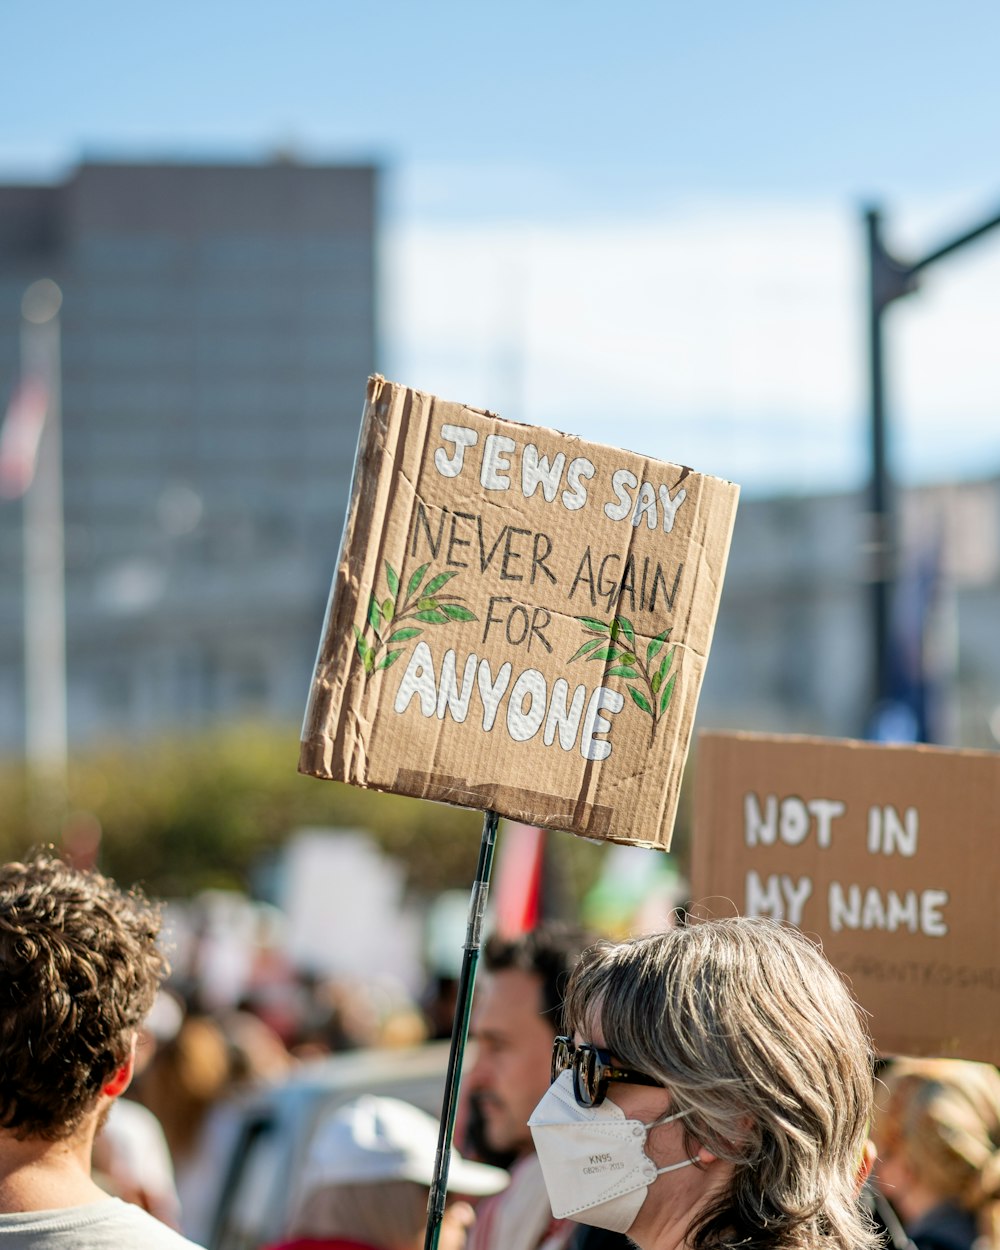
[354,560,478,677]
[568,615,677,732]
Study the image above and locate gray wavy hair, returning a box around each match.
[564,916,878,1250]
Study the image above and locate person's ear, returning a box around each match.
[855,1139,877,1194]
[697,1117,750,1166]
[101,1033,138,1099]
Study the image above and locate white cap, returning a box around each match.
[302,1095,509,1197]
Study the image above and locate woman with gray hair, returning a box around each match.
[528,916,879,1250]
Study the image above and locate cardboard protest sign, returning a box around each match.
[300,376,739,849]
[691,731,1000,1063]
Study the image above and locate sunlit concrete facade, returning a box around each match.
[700,477,1000,749]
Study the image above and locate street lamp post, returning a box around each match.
[864,201,1000,728]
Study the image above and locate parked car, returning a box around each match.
[202,1041,452,1250]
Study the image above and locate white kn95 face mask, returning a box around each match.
[528,1069,699,1234]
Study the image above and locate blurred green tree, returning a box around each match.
[0,723,688,904]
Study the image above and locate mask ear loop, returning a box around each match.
[648,1108,686,1128]
[654,1156,701,1175]
[645,1107,701,1176]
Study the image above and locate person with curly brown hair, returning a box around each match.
[0,850,204,1248]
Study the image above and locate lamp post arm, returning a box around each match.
[908,207,1000,277]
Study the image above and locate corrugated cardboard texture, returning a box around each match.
[691,731,1000,1063]
[300,377,739,849]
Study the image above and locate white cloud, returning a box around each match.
[383,197,1000,496]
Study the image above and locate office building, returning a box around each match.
[0,160,376,748]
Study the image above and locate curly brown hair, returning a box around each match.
[0,850,167,1140]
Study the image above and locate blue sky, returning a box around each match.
[3,1,999,494]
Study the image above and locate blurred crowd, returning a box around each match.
[5,852,1000,1250]
[93,914,1000,1250]
[91,957,466,1239]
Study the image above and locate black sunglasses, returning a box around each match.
[551,1035,663,1107]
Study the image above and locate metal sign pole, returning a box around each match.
[423,808,500,1250]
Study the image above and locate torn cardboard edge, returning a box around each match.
[300,376,740,850]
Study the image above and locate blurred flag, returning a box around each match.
[0,377,48,499]
[868,534,949,744]
[492,823,545,938]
